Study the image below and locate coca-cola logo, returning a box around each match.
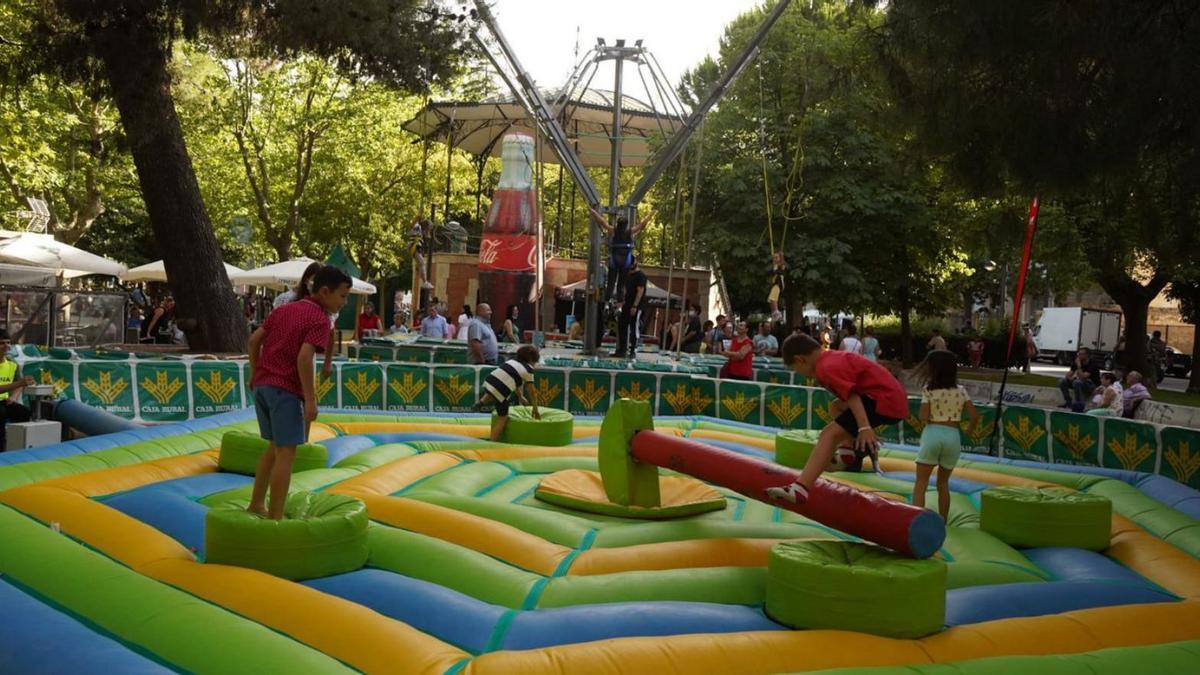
[479,239,501,265]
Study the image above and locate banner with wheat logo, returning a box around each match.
[431,366,477,412]
[1100,417,1158,473]
[763,385,808,429]
[717,380,764,424]
[135,362,189,421]
[386,364,430,412]
[1001,406,1049,462]
[77,362,133,417]
[1049,411,1101,466]
[568,370,613,415]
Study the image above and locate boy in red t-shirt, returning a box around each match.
[771,333,909,504]
[247,266,351,519]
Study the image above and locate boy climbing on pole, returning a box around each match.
[474,345,541,442]
[771,333,909,504]
[247,266,351,520]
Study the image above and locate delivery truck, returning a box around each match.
[1032,307,1122,365]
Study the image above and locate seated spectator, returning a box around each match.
[700,320,715,353]
[568,319,584,342]
[1059,347,1100,412]
[355,302,382,341]
[1121,370,1152,418]
[387,312,409,335]
[754,322,779,356]
[1085,372,1124,417]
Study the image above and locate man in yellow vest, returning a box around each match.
[0,330,35,451]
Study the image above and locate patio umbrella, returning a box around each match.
[229,257,376,295]
[402,88,683,168]
[0,230,126,278]
[121,260,245,283]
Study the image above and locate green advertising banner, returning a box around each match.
[386,364,431,412]
[339,363,384,410]
[959,406,997,455]
[135,362,190,422]
[432,366,478,413]
[755,369,791,386]
[1160,425,1200,490]
[192,361,244,418]
[809,389,838,430]
[78,362,134,418]
[1049,411,1101,467]
[23,360,74,401]
[658,374,716,417]
[614,372,658,407]
[902,398,926,445]
[1101,417,1158,474]
[1001,405,1049,462]
[528,368,567,410]
[567,370,613,416]
[394,345,432,364]
[432,349,468,365]
[358,346,397,363]
[717,380,765,425]
[313,367,339,409]
[240,361,253,408]
[763,385,808,429]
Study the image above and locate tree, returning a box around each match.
[15,0,467,351]
[1167,273,1200,393]
[881,0,1200,381]
[669,0,975,364]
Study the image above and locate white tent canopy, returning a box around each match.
[121,259,245,283]
[229,257,376,295]
[0,230,126,278]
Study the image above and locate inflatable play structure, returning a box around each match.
[1,399,1200,673]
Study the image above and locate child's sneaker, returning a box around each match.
[766,481,809,505]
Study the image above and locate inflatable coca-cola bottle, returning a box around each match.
[478,132,540,338]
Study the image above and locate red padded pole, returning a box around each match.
[630,430,945,558]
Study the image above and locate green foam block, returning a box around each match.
[980,486,1111,551]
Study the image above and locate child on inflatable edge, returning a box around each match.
[770,333,909,504]
[475,345,541,442]
[246,266,351,520]
[913,349,980,520]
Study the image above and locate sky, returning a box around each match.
[485,0,766,105]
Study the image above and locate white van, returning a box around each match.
[1032,307,1122,365]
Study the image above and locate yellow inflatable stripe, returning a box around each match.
[1108,514,1200,599]
[143,557,465,673]
[447,446,598,461]
[570,537,793,576]
[688,429,775,450]
[0,486,194,567]
[339,494,571,576]
[308,423,337,442]
[329,452,463,497]
[29,451,219,498]
[330,422,488,437]
[3,480,467,673]
[464,600,1200,674]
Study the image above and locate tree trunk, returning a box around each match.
[93,16,247,352]
[899,282,913,368]
[1189,320,1200,394]
[1100,271,1167,388]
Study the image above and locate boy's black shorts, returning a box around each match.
[833,395,901,437]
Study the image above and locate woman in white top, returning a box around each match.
[1086,372,1124,417]
[862,326,881,362]
[840,324,864,355]
[456,305,473,340]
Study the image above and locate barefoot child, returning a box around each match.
[912,350,980,520]
[247,266,351,519]
[770,333,909,504]
[475,345,541,442]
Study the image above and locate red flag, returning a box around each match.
[1006,196,1040,361]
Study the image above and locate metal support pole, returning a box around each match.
[443,117,455,224]
[587,54,625,354]
[628,0,792,207]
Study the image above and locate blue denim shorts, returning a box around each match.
[253,386,306,447]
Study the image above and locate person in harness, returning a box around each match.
[588,205,655,303]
